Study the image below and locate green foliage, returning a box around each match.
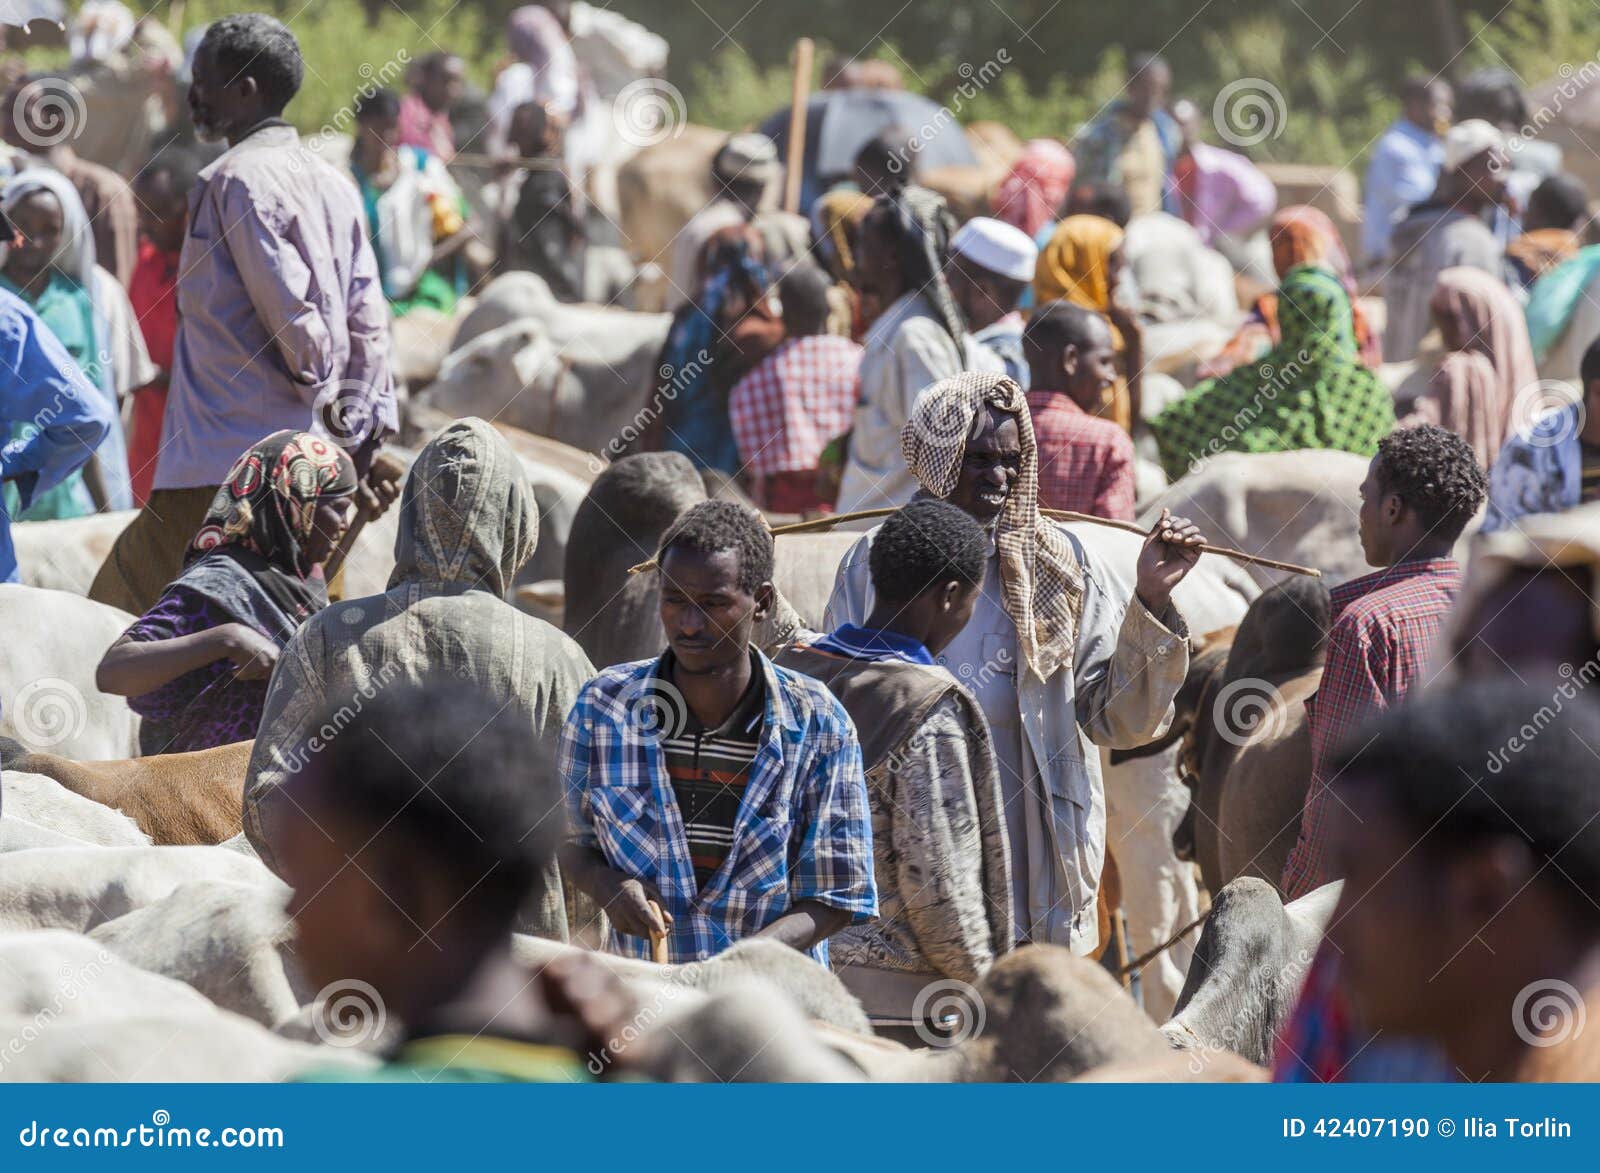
[1464,0,1600,83]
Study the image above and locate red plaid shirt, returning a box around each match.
[729,334,862,478]
[1280,558,1462,899]
[1026,390,1137,520]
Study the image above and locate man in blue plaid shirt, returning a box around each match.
[561,501,876,965]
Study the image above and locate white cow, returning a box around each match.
[2,770,149,847]
[0,845,279,935]
[422,272,671,457]
[12,510,136,595]
[1145,450,1371,589]
[0,585,139,759]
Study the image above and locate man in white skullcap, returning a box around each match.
[948,216,1040,388]
[1383,118,1513,362]
[669,132,808,308]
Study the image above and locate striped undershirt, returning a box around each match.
[660,651,767,890]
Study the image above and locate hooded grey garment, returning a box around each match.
[242,418,596,940]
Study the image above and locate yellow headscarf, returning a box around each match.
[1033,214,1125,312]
[1031,214,1131,431]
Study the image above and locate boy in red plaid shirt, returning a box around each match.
[1022,302,1137,520]
[1281,424,1487,899]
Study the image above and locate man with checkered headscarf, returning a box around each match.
[827,371,1203,954]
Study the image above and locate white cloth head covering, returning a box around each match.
[715,132,781,185]
[951,215,1039,283]
[902,371,1085,680]
[1444,118,1506,171]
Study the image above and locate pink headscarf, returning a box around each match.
[1408,266,1539,469]
[992,139,1076,240]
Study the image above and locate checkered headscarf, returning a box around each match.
[902,372,1086,680]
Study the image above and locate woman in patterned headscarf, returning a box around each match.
[826,371,1202,953]
[96,431,357,755]
[1032,214,1140,431]
[1199,205,1382,379]
[994,139,1076,240]
[1149,264,1397,482]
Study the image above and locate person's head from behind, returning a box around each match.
[656,500,774,675]
[947,216,1036,332]
[133,146,203,254]
[713,132,779,216]
[867,499,986,655]
[1457,562,1600,683]
[854,128,914,199]
[777,260,832,339]
[2,186,64,289]
[354,87,402,156]
[275,678,562,1016]
[394,418,539,596]
[1357,424,1486,566]
[1525,172,1590,234]
[1125,52,1171,120]
[1442,119,1509,210]
[1064,183,1131,228]
[1455,67,1527,134]
[1323,681,1600,1070]
[189,13,304,142]
[413,50,464,114]
[1400,74,1453,134]
[1024,301,1118,411]
[509,99,565,159]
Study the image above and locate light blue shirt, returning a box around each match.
[0,286,112,581]
[1362,119,1444,263]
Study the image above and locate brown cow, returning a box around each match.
[1,737,251,847]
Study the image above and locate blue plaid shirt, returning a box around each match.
[561,650,877,964]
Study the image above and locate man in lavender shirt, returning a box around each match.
[91,14,400,616]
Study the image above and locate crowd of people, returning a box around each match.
[5,4,1600,1084]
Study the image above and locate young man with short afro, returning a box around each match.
[1281,423,1489,898]
[779,499,1013,1039]
[561,500,877,964]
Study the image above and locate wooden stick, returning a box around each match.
[628,506,1321,578]
[783,38,815,215]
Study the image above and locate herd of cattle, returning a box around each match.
[0,257,1425,1081]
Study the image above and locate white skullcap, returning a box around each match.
[1444,119,1506,171]
[951,216,1039,283]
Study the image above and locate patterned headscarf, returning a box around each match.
[1033,214,1123,313]
[902,372,1085,681]
[1149,265,1397,481]
[993,139,1076,239]
[876,185,966,346]
[187,431,357,621]
[1268,205,1380,367]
